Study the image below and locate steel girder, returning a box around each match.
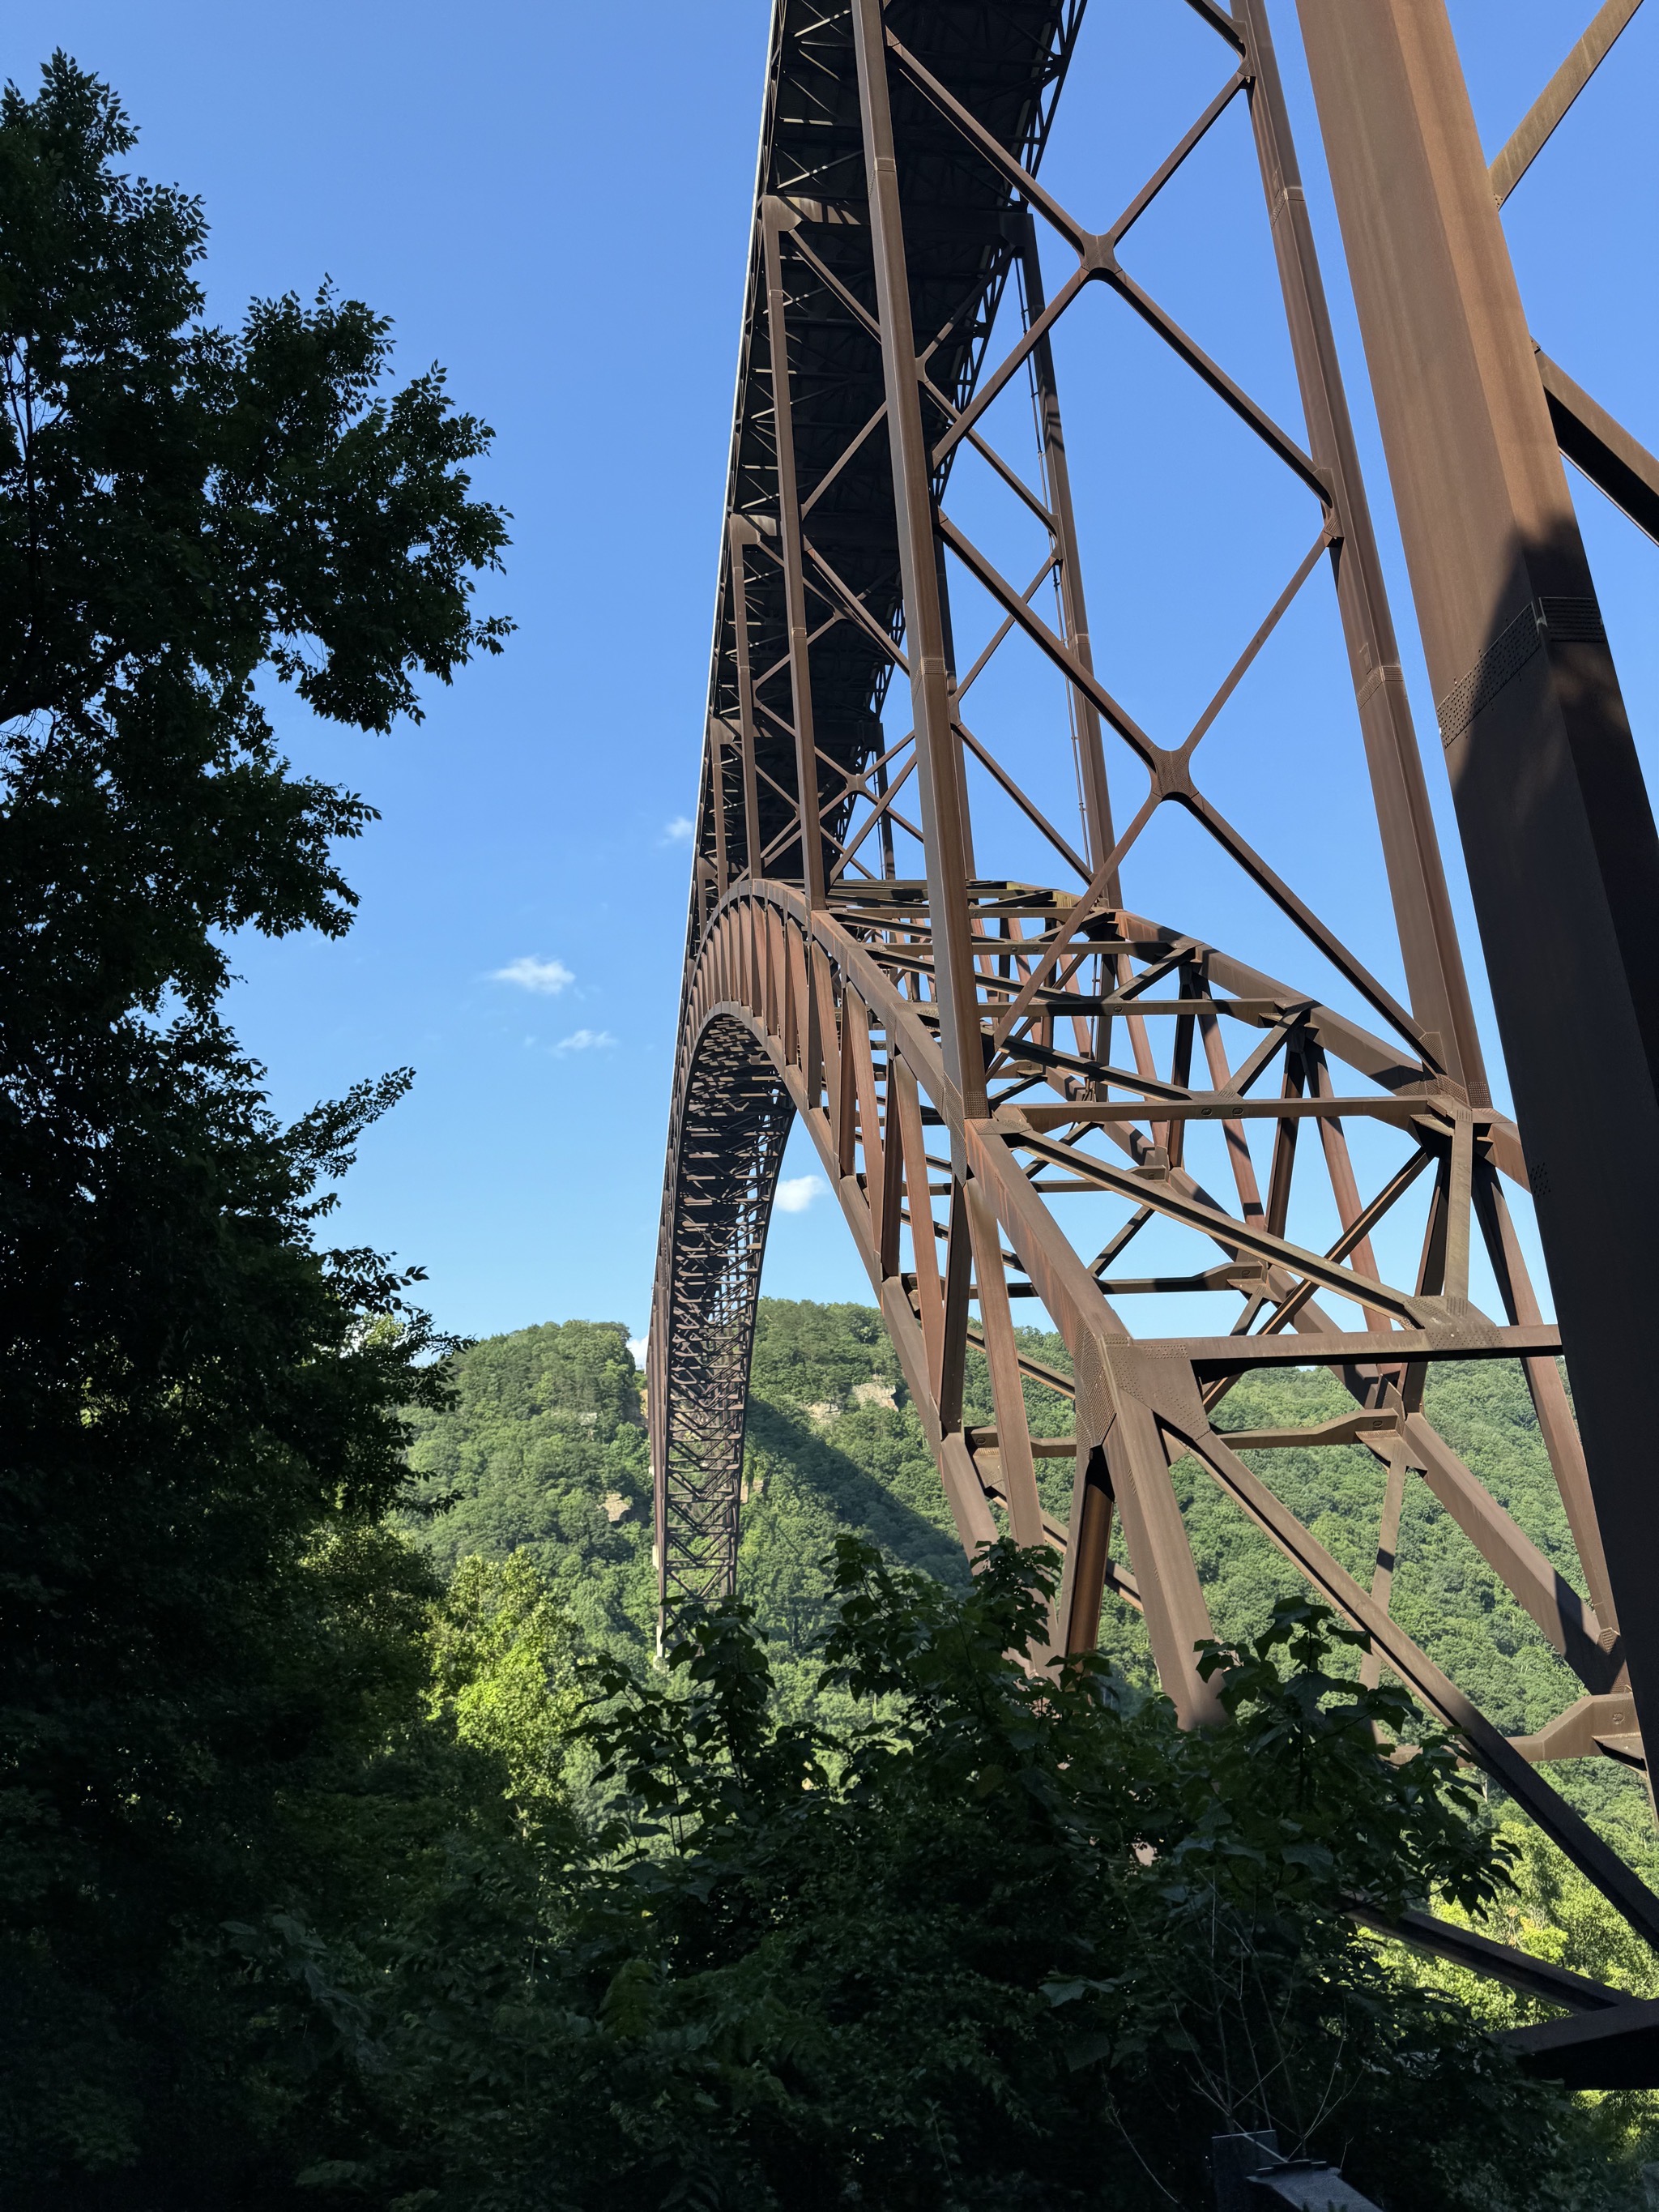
[650,0,1659,1990]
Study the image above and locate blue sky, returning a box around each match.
[6,1,1655,1346]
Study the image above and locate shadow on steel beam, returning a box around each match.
[1500,1999,1659,2090]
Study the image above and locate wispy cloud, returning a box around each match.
[627,1335,648,1369]
[774,1173,825,1215]
[492,954,574,996]
[661,817,694,845]
[556,1028,617,1053]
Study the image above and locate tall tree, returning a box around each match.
[0,53,509,2190]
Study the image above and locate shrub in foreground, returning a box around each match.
[313,1543,1628,2212]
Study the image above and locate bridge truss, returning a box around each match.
[649,0,1659,2068]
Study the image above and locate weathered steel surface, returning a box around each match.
[650,0,1659,1992]
[1296,0,1659,1817]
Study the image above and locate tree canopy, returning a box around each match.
[0,53,510,2191]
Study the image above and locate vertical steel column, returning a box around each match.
[761,200,828,908]
[1297,0,1659,1743]
[705,717,730,891]
[1019,215,1118,1072]
[1236,0,1486,1105]
[851,0,986,1121]
[1018,213,1116,879]
[727,515,766,881]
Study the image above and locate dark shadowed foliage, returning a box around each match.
[0,53,510,2195]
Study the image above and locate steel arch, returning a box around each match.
[650,0,1659,2026]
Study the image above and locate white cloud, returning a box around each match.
[627,1336,648,1369]
[774,1173,825,1215]
[556,1028,617,1053]
[492,954,574,996]
[662,816,695,844]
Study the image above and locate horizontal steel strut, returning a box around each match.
[649,0,1659,2008]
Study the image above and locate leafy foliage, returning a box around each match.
[304,1546,1627,2211]
[0,53,509,2198]
[428,1552,582,1831]
[1396,1821,1659,2167]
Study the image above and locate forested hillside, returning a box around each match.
[403,1298,1653,1874]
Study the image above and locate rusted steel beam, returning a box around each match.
[1014,210,1115,882]
[761,200,827,907]
[1536,346,1659,547]
[727,517,766,878]
[1298,0,1659,1801]
[1489,0,1645,207]
[1350,1903,1631,2013]
[850,0,985,1121]
[1234,0,1487,1106]
[1500,1999,1659,2090]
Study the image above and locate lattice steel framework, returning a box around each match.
[649,0,1659,2070]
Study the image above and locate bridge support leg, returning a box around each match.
[1299,0,1659,1780]
[1072,1336,1223,1726]
[851,0,984,1122]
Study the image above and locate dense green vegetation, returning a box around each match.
[6,49,1658,2211]
[402,1310,1659,2123]
[0,53,511,2200]
[404,1300,1653,1860]
[403,1319,655,1647]
[284,1546,1618,2210]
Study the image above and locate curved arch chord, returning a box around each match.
[649,1014,793,1642]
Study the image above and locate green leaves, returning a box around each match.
[0,53,506,2197]
[0,58,511,1034]
[104,1528,1602,2211]
[427,1553,581,1834]
[1189,1596,1508,1925]
[215,288,511,733]
[417,1544,1570,2210]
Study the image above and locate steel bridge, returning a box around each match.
[649,0,1659,2085]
